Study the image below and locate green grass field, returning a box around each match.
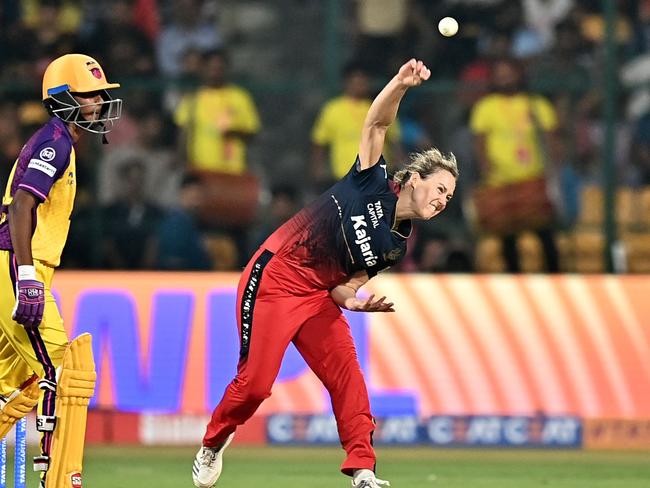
[10,446,650,488]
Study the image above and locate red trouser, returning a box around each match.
[203,249,375,474]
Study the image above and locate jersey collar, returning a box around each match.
[51,116,74,144]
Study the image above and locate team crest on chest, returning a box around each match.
[383,248,402,262]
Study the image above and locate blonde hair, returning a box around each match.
[393,148,459,186]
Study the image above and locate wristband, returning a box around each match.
[18,265,37,281]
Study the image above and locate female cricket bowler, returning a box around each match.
[193,58,458,488]
[0,54,121,488]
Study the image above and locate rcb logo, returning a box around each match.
[383,248,402,262]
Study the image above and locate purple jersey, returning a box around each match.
[264,156,411,289]
[0,118,75,265]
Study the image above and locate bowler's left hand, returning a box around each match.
[345,294,395,313]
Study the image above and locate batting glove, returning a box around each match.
[12,265,45,329]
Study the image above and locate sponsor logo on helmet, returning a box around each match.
[70,472,82,488]
[90,68,103,79]
[39,147,56,162]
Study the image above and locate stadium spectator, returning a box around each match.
[246,184,301,259]
[573,0,633,47]
[153,173,212,270]
[353,0,411,76]
[492,2,545,60]
[521,0,574,50]
[311,61,401,191]
[457,30,511,110]
[156,0,222,78]
[174,49,260,174]
[102,159,161,269]
[530,19,593,224]
[21,0,82,34]
[82,0,157,79]
[98,108,180,208]
[630,111,650,185]
[628,0,650,57]
[10,0,78,77]
[411,231,474,273]
[0,103,23,191]
[173,48,260,267]
[470,57,560,272]
[621,2,650,121]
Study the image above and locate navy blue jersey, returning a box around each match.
[264,156,411,289]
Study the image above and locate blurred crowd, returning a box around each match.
[1,0,649,273]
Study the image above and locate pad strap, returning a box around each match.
[33,455,50,472]
[37,415,57,432]
[38,379,56,393]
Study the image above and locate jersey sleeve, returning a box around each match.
[18,137,72,202]
[533,96,558,131]
[469,97,492,134]
[232,88,260,134]
[347,154,390,194]
[173,96,191,128]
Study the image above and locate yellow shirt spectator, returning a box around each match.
[312,96,401,179]
[175,85,260,174]
[470,93,557,186]
[22,0,82,32]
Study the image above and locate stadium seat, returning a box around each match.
[204,235,238,271]
[574,256,606,273]
[517,232,544,273]
[638,186,650,228]
[570,230,605,272]
[622,232,650,273]
[573,230,604,255]
[577,185,604,227]
[555,232,573,272]
[475,236,505,272]
[616,187,637,230]
[628,257,650,273]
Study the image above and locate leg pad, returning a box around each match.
[45,333,96,488]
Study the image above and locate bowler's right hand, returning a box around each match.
[396,59,431,88]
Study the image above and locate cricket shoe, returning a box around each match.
[351,469,391,488]
[192,433,234,488]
